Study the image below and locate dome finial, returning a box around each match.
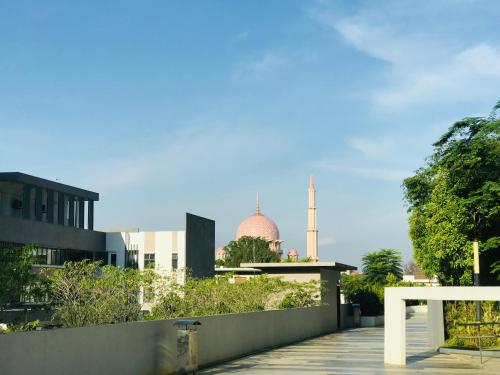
[256,192,261,215]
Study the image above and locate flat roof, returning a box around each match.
[0,172,99,201]
[215,267,262,274]
[240,262,357,272]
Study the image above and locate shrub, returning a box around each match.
[148,274,322,320]
[0,320,40,334]
[44,260,155,327]
[444,301,500,349]
[341,275,384,316]
[0,245,43,310]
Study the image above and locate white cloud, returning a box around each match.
[308,3,500,111]
[233,52,289,81]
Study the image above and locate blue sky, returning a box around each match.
[1,0,499,268]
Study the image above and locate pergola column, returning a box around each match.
[427,300,445,349]
[22,184,32,219]
[384,290,406,365]
[68,195,75,227]
[88,200,94,230]
[78,199,85,229]
[47,189,55,223]
[35,187,43,221]
[57,192,65,225]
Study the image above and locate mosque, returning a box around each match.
[217,176,319,262]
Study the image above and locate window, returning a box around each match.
[110,253,117,266]
[172,253,178,270]
[125,250,138,269]
[144,253,155,269]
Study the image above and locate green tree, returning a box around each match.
[0,245,41,310]
[404,101,500,285]
[223,236,280,267]
[340,274,384,316]
[361,249,403,285]
[409,174,473,285]
[45,260,155,327]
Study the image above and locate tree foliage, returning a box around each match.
[223,236,280,267]
[44,260,155,327]
[340,274,384,316]
[0,245,42,310]
[403,102,500,285]
[361,249,403,285]
[148,274,321,320]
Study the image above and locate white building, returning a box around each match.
[104,229,186,278]
[101,213,214,280]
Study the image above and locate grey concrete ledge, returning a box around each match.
[439,347,500,358]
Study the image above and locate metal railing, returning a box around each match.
[456,321,499,363]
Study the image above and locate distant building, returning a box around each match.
[0,173,215,279]
[103,213,215,280]
[231,176,320,261]
[0,172,106,265]
[403,266,439,285]
[236,193,283,255]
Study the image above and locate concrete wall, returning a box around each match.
[340,303,354,329]
[185,213,215,278]
[0,215,106,252]
[0,306,337,375]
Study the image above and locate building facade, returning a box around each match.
[0,172,106,265]
[0,173,215,279]
[103,213,215,280]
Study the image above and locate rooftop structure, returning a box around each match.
[0,172,105,263]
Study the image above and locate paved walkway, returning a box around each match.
[201,314,500,374]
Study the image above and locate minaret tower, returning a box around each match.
[306,176,318,261]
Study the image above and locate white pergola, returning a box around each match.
[384,286,500,366]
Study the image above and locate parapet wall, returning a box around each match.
[0,305,337,375]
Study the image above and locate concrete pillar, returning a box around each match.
[22,185,31,219]
[47,190,54,223]
[427,300,445,350]
[384,291,406,365]
[35,187,43,221]
[57,192,65,225]
[88,200,94,230]
[78,200,85,229]
[320,269,340,330]
[68,195,75,227]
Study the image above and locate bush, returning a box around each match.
[0,245,43,310]
[44,260,156,327]
[0,320,40,334]
[341,275,384,316]
[148,274,322,320]
[444,301,500,349]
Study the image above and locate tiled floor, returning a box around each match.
[201,314,500,374]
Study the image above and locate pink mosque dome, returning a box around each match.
[236,194,280,242]
[236,213,280,241]
[288,248,298,257]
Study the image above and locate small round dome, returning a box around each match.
[236,213,280,241]
[288,248,298,257]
